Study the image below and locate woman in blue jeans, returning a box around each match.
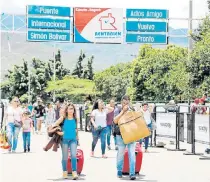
[4,97,23,153]
[90,99,114,158]
[54,103,79,180]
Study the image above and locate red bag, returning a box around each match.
[122,143,143,175]
[67,149,84,175]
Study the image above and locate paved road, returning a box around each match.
[1,129,210,182]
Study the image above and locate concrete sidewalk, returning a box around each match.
[1,130,210,182]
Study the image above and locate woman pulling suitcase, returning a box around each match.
[54,103,79,180]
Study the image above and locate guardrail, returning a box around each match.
[152,103,210,160]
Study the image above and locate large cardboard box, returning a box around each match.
[119,111,151,144]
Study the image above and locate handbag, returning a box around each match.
[14,120,22,127]
[0,129,10,149]
[13,112,22,128]
[0,129,4,144]
[112,123,121,136]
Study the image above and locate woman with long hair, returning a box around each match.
[3,96,23,153]
[54,103,79,180]
[90,99,114,158]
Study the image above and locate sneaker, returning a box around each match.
[24,149,27,153]
[28,148,30,152]
[72,171,78,180]
[130,174,136,180]
[117,171,123,178]
[63,171,68,179]
[108,145,111,150]
[115,146,118,150]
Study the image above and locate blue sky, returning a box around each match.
[1,0,209,28]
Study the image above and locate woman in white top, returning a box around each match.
[3,97,23,152]
[90,99,114,158]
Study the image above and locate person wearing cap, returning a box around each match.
[22,111,33,152]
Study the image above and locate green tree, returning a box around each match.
[188,32,210,97]
[130,45,188,101]
[49,50,70,80]
[94,62,133,101]
[1,60,29,100]
[191,16,210,42]
[72,50,86,78]
[83,55,94,80]
[46,76,98,102]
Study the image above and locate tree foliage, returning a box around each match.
[188,32,210,97]
[191,16,210,42]
[94,63,133,101]
[1,50,70,102]
[72,50,86,78]
[94,45,189,102]
[45,76,97,102]
[72,50,94,80]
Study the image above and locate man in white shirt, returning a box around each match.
[140,103,152,152]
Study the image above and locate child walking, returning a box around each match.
[22,111,33,153]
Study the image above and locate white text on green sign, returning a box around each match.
[27,17,70,30]
[126,21,167,32]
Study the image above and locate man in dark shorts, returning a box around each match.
[33,100,46,134]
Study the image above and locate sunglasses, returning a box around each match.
[14,100,19,102]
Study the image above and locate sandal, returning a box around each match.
[102,155,108,158]
[90,151,94,157]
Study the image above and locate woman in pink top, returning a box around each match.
[3,97,23,152]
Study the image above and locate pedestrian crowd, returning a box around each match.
[1,95,156,180]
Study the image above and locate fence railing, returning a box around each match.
[152,104,210,160]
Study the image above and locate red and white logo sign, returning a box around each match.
[99,13,117,30]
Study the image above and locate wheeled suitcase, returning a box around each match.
[122,143,143,175]
[67,149,84,175]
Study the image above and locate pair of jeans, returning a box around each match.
[116,135,136,176]
[92,127,107,155]
[33,117,37,131]
[139,123,152,150]
[22,132,31,150]
[107,125,117,146]
[6,122,20,151]
[61,139,77,172]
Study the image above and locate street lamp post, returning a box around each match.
[28,60,31,104]
[53,43,56,102]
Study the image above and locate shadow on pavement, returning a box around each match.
[120,177,158,182]
[90,156,116,159]
[120,174,157,182]
[1,152,35,154]
[144,151,160,154]
[47,177,86,181]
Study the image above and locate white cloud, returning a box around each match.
[1,0,209,28]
